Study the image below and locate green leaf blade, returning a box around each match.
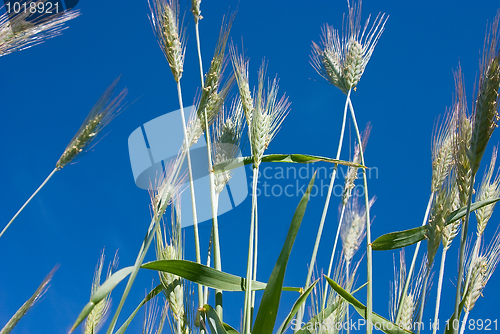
[252,174,316,334]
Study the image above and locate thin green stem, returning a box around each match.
[251,198,258,317]
[345,260,351,334]
[296,89,350,328]
[244,167,259,334]
[453,173,476,334]
[459,311,470,334]
[417,264,431,334]
[433,248,448,334]
[396,192,434,324]
[106,216,158,334]
[1,167,58,239]
[322,203,346,309]
[176,80,204,309]
[347,96,372,334]
[195,21,204,88]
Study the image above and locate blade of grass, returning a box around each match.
[213,154,365,173]
[276,279,319,334]
[115,284,163,334]
[324,276,415,334]
[252,173,316,334]
[71,266,134,333]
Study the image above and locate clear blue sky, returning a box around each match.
[1,0,500,333]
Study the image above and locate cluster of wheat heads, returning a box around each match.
[4,1,500,334]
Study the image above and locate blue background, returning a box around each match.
[1,0,500,333]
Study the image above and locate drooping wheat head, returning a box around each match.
[342,125,371,205]
[475,147,500,236]
[149,0,185,82]
[84,251,117,334]
[311,0,387,94]
[56,78,127,169]
[212,99,246,193]
[0,1,80,57]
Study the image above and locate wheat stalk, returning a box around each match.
[0,0,80,57]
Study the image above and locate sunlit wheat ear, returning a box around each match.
[475,147,500,236]
[56,78,127,169]
[427,175,457,264]
[230,44,254,126]
[431,107,457,193]
[212,99,245,193]
[149,159,186,219]
[149,0,185,82]
[342,124,371,205]
[250,63,290,167]
[196,14,235,128]
[463,233,500,312]
[390,253,427,331]
[311,0,387,94]
[340,196,375,265]
[468,12,500,174]
[84,251,117,334]
[190,0,202,23]
[0,1,80,57]
[0,267,56,334]
[155,218,189,334]
[453,67,473,207]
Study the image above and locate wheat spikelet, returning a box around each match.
[84,251,117,334]
[56,78,127,169]
[212,99,245,193]
[196,15,234,133]
[475,147,500,236]
[149,0,185,82]
[190,0,202,23]
[389,250,426,328]
[341,196,375,265]
[431,108,456,193]
[311,0,387,94]
[468,11,500,173]
[230,44,254,126]
[342,125,371,205]
[453,68,473,207]
[0,1,80,57]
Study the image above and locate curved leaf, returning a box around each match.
[70,266,134,333]
[141,259,300,293]
[372,197,500,251]
[276,279,319,334]
[324,276,414,334]
[252,174,316,334]
[372,226,426,251]
[213,154,365,173]
[199,304,229,334]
